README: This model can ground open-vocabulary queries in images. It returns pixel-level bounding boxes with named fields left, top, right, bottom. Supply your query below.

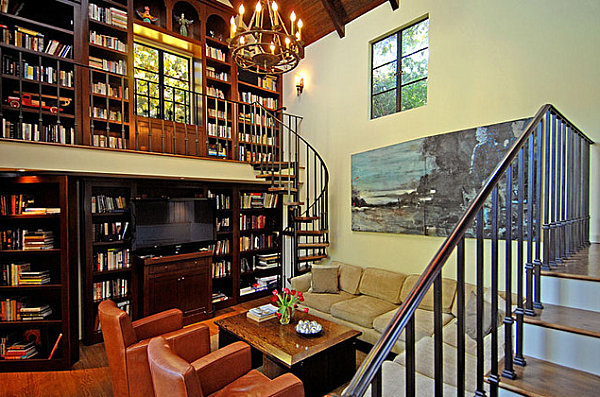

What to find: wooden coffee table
left=215, top=311, right=361, bottom=397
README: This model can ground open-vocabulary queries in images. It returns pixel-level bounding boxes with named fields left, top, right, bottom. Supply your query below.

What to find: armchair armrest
left=132, top=309, right=183, bottom=340
left=290, top=272, right=312, bottom=293
left=256, top=373, right=305, bottom=397
left=164, top=323, right=211, bottom=363
left=191, top=341, right=252, bottom=396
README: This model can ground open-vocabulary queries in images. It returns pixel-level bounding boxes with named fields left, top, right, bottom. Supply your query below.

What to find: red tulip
left=297, top=291, right=303, bottom=298
left=276, top=312, right=282, bottom=319
left=272, top=289, right=278, bottom=296
left=290, top=289, right=296, bottom=296
left=298, top=295, right=304, bottom=302
left=283, top=287, right=290, bottom=295
left=294, top=304, right=298, bottom=308
left=302, top=307, right=309, bottom=313
left=271, top=295, right=278, bottom=303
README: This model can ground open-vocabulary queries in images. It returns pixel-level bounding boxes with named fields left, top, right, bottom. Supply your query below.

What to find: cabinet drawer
left=147, top=259, right=207, bottom=275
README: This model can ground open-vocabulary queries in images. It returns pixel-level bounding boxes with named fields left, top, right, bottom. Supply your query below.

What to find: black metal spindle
left=542, top=111, right=553, bottom=269
left=525, top=134, right=535, bottom=316
left=195, top=123, right=199, bottom=156
left=456, top=237, right=466, bottom=396
left=120, top=75, right=126, bottom=148
left=533, top=121, right=543, bottom=310
left=489, top=187, right=499, bottom=397
left=475, top=208, right=486, bottom=397
left=551, top=116, right=559, bottom=264
left=160, top=118, right=165, bottom=153
left=37, top=55, right=43, bottom=141
left=560, top=119, right=567, bottom=260
left=433, top=273, right=443, bottom=397
left=371, top=368, right=382, bottom=397
left=406, top=316, right=416, bottom=397
left=555, top=118, right=563, bottom=262
left=172, top=120, right=177, bottom=154
left=502, top=165, right=516, bottom=379
left=514, top=148, right=526, bottom=367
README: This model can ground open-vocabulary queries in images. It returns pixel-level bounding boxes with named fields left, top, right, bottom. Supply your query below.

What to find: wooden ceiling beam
left=389, top=0, right=399, bottom=10
left=319, top=0, right=346, bottom=38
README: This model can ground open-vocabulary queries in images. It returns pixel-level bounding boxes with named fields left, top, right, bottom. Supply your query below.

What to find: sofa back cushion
left=359, top=268, right=406, bottom=304
left=332, top=261, right=363, bottom=295
left=311, top=265, right=339, bottom=293
left=399, top=275, right=457, bottom=314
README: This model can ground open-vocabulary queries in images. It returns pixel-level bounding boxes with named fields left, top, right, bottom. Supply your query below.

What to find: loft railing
left=336, top=104, right=591, bottom=397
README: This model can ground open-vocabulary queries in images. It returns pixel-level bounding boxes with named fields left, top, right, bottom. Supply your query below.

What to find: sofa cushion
left=358, top=268, right=406, bottom=304
left=302, top=291, right=355, bottom=314
left=331, top=296, right=398, bottom=329
left=312, top=265, right=339, bottom=293
left=465, top=291, right=505, bottom=340
left=333, top=261, right=363, bottom=295
left=373, top=308, right=453, bottom=342
left=290, top=272, right=312, bottom=293
left=399, top=275, right=457, bottom=313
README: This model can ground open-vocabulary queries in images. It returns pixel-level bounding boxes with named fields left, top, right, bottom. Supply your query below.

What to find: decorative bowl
left=295, top=320, right=322, bottom=336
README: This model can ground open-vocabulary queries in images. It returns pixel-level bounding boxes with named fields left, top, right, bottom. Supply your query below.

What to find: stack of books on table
left=4, top=341, right=38, bottom=360
left=18, top=270, right=51, bottom=285
left=23, top=230, right=54, bottom=250
left=256, top=253, right=279, bottom=270
left=246, top=303, right=278, bottom=322
left=20, top=304, right=52, bottom=320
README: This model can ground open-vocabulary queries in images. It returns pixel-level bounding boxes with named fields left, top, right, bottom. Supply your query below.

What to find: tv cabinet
left=139, top=251, right=212, bottom=325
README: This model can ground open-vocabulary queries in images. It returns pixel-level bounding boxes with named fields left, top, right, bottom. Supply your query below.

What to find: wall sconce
left=295, top=76, right=304, bottom=95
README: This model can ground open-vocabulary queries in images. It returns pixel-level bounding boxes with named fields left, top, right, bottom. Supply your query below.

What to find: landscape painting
left=351, top=118, right=531, bottom=237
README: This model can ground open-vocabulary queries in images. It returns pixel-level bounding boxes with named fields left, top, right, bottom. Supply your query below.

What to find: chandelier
left=228, top=1, right=304, bottom=75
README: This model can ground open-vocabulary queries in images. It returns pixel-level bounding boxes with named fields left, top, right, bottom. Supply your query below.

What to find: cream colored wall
left=283, top=0, right=600, bottom=275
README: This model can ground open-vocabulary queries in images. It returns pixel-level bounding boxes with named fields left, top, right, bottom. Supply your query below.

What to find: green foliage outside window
left=371, top=18, right=429, bottom=118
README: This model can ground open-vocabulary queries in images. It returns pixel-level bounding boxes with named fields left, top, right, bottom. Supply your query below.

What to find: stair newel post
left=405, top=315, right=416, bottom=397
left=456, top=237, right=466, bottom=396
left=542, top=111, right=553, bottom=269
left=524, top=133, right=536, bottom=316
left=433, top=273, right=443, bottom=397
left=514, top=148, right=527, bottom=367
left=475, top=208, right=487, bottom=397
left=533, top=121, right=543, bottom=310
left=502, top=165, right=517, bottom=379
left=579, top=134, right=586, bottom=248
left=565, top=125, right=572, bottom=255
left=489, top=186, right=500, bottom=397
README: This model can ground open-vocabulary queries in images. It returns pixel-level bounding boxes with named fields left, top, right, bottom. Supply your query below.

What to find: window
left=371, top=18, right=429, bottom=119
left=134, top=43, right=192, bottom=123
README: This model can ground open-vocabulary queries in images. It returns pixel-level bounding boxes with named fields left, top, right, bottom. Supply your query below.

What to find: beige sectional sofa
left=290, top=261, right=508, bottom=395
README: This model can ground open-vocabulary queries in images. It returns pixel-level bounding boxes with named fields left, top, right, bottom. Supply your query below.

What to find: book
left=48, top=333, right=62, bottom=359
left=246, top=303, right=278, bottom=322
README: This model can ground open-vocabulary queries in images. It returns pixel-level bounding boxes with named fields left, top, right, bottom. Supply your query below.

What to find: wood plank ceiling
left=228, top=0, right=397, bottom=45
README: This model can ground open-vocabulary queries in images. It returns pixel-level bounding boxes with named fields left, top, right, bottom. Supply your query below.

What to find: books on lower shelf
left=2, top=55, right=74, bottom=87
left=23, top=230, right=54, bottom=250
left=94, top=300, right=129, bottom=332
left=93, top=278, right=128, bottom=301
left=239, top=284, right=268, bottom=296
left=89, top=56, right=127, bottom=75
left=207, top=191, right=231, bottom=210
left=91, top=194, right=127, bottom=214
left=4, top=340, right=38, bottom=360
left=212, top=260, right=231, bottom=278
left=89, top=31, right=126, bottom=52
left=0, top=263, right=51, bottom=286
left=256, top=253, right=279, bottom=269
left=246, top=303, right=278, bottom=322
left=94, top=248, right=130, bottom=272
left=240, top=193, right=278, bottom=209
left=256, top=275, right=278, bottom=289
left=211, top=292, right=229, bottom=303
left=93, top=221, right=129, bottom=242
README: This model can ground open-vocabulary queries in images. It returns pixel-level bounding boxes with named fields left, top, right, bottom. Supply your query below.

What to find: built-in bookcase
left=80, top=178, right=137, bottom=345
left=0, top=175, right=78, bottom=371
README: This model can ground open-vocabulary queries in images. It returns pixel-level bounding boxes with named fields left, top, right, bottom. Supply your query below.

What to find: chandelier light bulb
left=240, top=36, right=245, bottom=45
left=256, top=1, right=262, bottom=12
left=290, top=11, right=296, bottom=21
left=285, top=36, right=290, bottom=48
left=270, top=42, right=275, bottom=54
left=272, top=1, right=278, bottom=12
left=239, top=4, right=245, bottom=15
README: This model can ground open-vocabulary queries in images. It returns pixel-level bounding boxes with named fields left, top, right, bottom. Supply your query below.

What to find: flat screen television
left=131, top=197, right=215, bottom=253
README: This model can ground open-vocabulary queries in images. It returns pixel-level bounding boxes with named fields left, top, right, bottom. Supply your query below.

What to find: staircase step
left=542, top=243, right=600, bottom=282
left=284, top=202, right=304, bottom=206
left=268, top=187, right=298, bottom=192
left=256, top=174, right=297, bottom=179
left=294, top=216, right=320, bottom=222
left=297, top=242, right=330, bottom=249
left=524, top=303, right=600, bottom=339
left=252, top=161, right=294, bottom=170
left=298, top=254, right=328, bottom=262
left=495, top=355, right=600, bottom=397
left=296, top=230, right=328, bottom=235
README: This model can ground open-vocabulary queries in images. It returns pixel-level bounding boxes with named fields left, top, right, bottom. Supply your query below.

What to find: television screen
left=132, top=198, right=215, bottom=251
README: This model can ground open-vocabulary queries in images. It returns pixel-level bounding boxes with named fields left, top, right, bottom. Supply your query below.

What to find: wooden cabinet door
left=178, top=271, right=207, bottom=316
left=149, top=273, right=180, bottom=313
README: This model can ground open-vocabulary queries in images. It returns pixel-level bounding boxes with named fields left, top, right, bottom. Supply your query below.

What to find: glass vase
left=279, top=306, right=292, bottom=325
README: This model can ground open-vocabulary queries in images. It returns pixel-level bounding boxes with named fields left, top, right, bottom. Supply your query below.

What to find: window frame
left=133, top=42, right=193, bottom=124
left=370, top=17, right=429, bottom=119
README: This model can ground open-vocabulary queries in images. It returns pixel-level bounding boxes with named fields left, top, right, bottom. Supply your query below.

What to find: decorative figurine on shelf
left=174, top=13, right=193, bottom=37
left=136, top=6, right=158, bottom=24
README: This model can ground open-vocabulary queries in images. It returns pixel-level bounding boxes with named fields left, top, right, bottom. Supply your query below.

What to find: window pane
left=164, top=76, right=189, bottom=90
left=372, top=35, right=397, bottom=68
left=134, top=69, right=159, bottom=83
left=149, top=99, right=160, bottom=118
left=134, top=44, right=159, bottom=72
left=136, top=96, right=148, bottom=116
left=401, top=48, right=429, bottom=85
left=174, top=104, right=188, bottom=122
left=372, top=62, right=397, bottom=95
left=163, top=52, right=189, bottom=81
left=402, top=19, right=429, bottom=55
left=372, top=90, right=396, bottom=118
left=401, top=80, right=427, bottom=111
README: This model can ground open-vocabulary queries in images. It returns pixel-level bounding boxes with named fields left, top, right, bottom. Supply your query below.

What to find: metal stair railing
left=334, top=104, right=592, bottom=397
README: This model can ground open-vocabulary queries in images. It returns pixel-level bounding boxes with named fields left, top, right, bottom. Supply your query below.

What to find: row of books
left=91, top=81, right=129, bottom=99
left=238, top=131, right=276, bottom=146
left=239, top=92, right=277, bottom=109
left=240, top=214, right=269, bottom=231
left=0, top=229, right=54, bottom=250
left=206, top=86, right=225, bottom=99
left=238, top=113, right=275, bottom=128
left=91, top=194, right=127, bottom=214
left=208, top=191, right=231, bottom=210
left=213, top=239, right=230, bottom=256
left=212, top=260, right=231, bottom=278
left=0, top=194, right=33, bottom=216
left=20, top=304, right=52, bottom=321
left=206, top=45, right=226, bottom=61
left=2, top=119, right=75, bottom=145
left=2, top=56, right=74, bottom=87
left=92, top=134, right=127, bottom=149
left=239, top=284, right=268, bottom=296
left=240, top=233, right=276, bottom=252
left=1, top=298, right=52, bottom=321
left=207, top=123, right=231, bottom=139
left=257, top=76, right=277, bottom=91
left=88, top=4, right=128, bottom=29
left=93, top=221, right=129, bottom=242
left=206, top=67, right=228, bottom=81
left=0, top=263, right=50, bottom=286
left=3, top=340, right=38, bottom=360
left=89, top=30, right=126, bottom=52
left=94, top=248, right=130, bottom=272
left=207, top=108, right=228, bottom=120
left=90, top=107, right=124, bottom=122
left=89, top=56, right=127, bottom=75
left=256, top=253, right=280, bottom=269
left=241, top=150, right=274, bottom=163
left=211, top=292, right=229, bottom=303
left=207, top=142, right=228, bottom=158
left=93, top=278, right=128, bottom=302
left=215, top=216, right=230, bottom=232
left=240, top=193, right=279, bottom=209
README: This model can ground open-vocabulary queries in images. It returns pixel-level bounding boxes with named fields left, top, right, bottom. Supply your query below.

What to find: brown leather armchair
left=148, top=336, right=305, bottom=397
left=98, top=299, right=210, bottom=397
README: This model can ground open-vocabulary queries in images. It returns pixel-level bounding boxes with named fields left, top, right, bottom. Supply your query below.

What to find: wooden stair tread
left=284, top=202, right=304, bottom=206
left=294, top=216, right=320, bottom=221
left=296, top=230, right=328, bottom=235
left=268, top=187, right=298, bottom=192
left=495, top=355, right=600, bottom=397
left=298, top=254, right=328, bottom=261
left=297, top=243, right=330, bottom=248
left=524, top=303, right=600, bottom=338
left=542, top=244, right=600, bottom=282
left=256, top=174, right=296, bottom=179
